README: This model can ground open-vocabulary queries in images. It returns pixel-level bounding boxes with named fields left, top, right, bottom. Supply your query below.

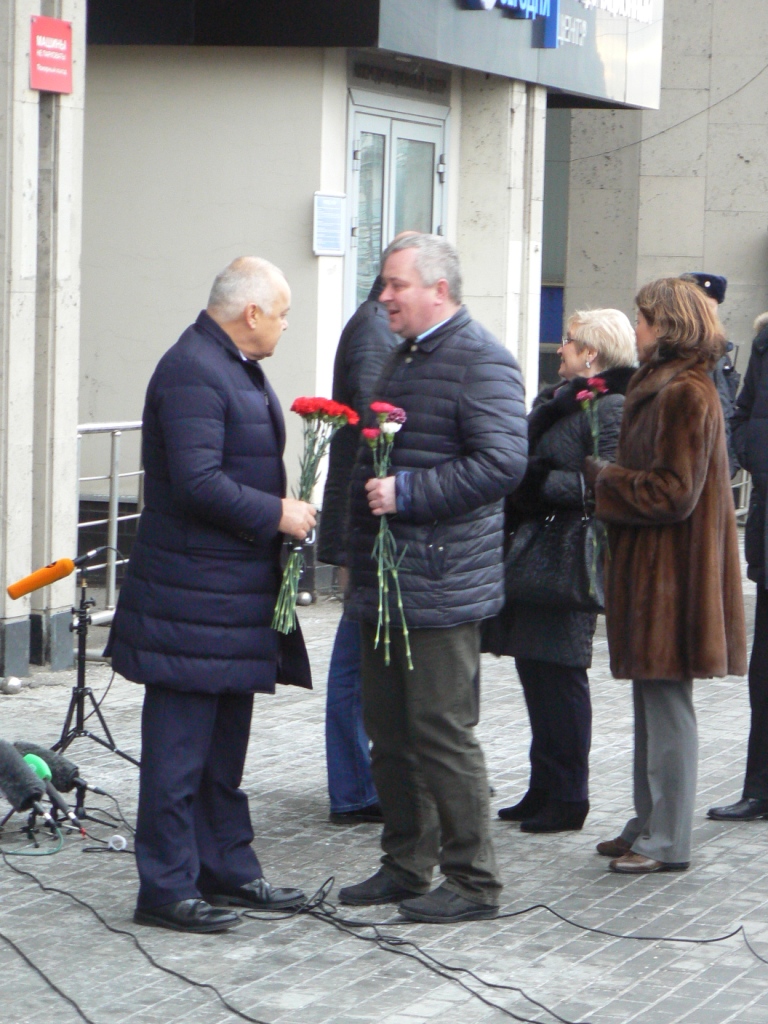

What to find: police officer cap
left=684, top=272, right=727, bottom=304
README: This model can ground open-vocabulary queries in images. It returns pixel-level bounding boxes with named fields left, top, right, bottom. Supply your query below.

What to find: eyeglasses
left=561, top=335, right=578, bottom=346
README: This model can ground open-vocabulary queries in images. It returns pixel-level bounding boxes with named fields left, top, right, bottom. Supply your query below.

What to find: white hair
left=207, top=257, right=287, bottom=320
left=567, top=308, right=637, bottom=369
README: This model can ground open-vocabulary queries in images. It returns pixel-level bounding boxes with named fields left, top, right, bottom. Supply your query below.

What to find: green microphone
left=22, top=754, right=51, bottom=782
left=23, top=753, right=84, bottom=833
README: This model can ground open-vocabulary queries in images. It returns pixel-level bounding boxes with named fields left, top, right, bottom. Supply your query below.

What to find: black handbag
left=503, top=508, right=606, bottom=612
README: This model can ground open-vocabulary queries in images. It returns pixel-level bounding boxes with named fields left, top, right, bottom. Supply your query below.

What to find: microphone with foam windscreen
left=21, top=754, right=84, bottom=834
left=0, top=741, right=54, bottom=826
left=6, top=546, right=108, bottom=600
left=13, top=743, right=108, bottom=797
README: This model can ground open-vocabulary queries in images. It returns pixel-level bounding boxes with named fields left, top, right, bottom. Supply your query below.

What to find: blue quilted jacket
left=346, top=307, right=528, bottom=628
left=107, top=311, right=311, bottom=694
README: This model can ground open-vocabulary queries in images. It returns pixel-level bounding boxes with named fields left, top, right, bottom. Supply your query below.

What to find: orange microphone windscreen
left=7, top=558, right=76, bottom=600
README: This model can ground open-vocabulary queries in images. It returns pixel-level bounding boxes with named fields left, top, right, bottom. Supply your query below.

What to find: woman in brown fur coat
left=586, top=277, right=747, bottom=874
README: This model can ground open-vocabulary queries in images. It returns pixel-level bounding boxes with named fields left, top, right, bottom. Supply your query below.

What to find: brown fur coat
left=594, top=357, right=747, bottom=682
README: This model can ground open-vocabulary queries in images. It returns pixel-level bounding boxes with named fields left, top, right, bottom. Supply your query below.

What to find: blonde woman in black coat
left=484, top=309, right=636, bottom=833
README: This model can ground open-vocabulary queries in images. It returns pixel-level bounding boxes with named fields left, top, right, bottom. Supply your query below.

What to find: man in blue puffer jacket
left=108, top=257, right=316, bottom=933
left=339, top=235, right=528, bottom=922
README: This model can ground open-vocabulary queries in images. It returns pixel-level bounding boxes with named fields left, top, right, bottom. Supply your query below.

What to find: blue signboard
left=462, top=0, right=561, bottom=48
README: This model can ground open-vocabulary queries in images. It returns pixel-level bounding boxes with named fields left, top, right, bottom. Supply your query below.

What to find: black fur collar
left=528, top=365, right=636, bottom=450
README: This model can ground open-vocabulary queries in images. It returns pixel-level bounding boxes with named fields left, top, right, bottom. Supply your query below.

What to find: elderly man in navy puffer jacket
left=339, top=235, right=528, bottom=922
left=108, top=257, right=316, bottom=934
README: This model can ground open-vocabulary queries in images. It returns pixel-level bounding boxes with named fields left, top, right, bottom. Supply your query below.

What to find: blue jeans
left=325, top=615, right=378, bottom=813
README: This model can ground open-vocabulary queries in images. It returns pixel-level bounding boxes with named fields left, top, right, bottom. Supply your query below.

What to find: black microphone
left=0, top=741, right=54, bottom=825
left=42, top=781, right=84, bottom=834
left=13, top=742, right=107, bottom=796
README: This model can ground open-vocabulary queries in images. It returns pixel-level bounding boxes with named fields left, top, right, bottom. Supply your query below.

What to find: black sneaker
left=398, top=884, right=498, bottom=923
left=339, top=868, right=423, bottom=906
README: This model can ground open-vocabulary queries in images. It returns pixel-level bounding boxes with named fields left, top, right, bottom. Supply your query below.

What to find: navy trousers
left=743, top=587, right=768, bottom=799
left=135, top=685, right=262, bottom=910
left=516, top=657, right=592, bottom=803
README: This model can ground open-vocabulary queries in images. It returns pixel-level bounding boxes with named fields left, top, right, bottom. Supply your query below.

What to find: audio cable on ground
left=4, top=855, right=768, bottom=1024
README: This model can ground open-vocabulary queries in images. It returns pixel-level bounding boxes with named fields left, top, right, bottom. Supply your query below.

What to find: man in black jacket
left=318, top=277, right=397, bottom=824
left=709, top=312, right=768, bottom=822
left=339, top=234, right=528, bottom=922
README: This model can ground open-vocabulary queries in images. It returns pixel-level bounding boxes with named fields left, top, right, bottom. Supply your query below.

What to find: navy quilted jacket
left=732, top=316, right=768, bottom=587
left=346, top=307, right=528, bottom=628
left=107, top=311, right=311, bottom=694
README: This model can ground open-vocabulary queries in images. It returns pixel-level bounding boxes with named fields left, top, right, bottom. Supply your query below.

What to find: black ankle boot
left=497, top=787, right=548, bottom=822
left=520, top=798, right=589, bottom=833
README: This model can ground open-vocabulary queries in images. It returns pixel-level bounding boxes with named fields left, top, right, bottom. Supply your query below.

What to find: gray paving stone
left=0, top=560, right=763, bottom=1024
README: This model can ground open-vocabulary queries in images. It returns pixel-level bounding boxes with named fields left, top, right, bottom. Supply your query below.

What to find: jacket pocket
left=426, top=523, right=447, bottom=579
left=185, top=521, right=258, bottom=557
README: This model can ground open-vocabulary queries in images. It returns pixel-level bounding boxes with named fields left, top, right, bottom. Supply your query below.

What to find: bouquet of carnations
left=363, top=401, right=413, bottom=670
left=576, top=376, right=609, bottom=456
left=272, top=397, right=359, bottom=634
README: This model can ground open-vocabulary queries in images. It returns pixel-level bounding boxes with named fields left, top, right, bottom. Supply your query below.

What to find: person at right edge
left=708, top=311, right=768, bottom=822
left=586, top=277, right=747, bottom=874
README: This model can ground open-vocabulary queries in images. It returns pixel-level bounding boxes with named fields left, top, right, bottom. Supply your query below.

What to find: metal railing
left=733, top=468, right=752, bottom=524
left=77, top=421, right=143, bottom=626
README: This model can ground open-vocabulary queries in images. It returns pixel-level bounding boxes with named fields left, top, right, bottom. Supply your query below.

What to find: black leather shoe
left=497, top=788, right=547, bottom=822
left=707, top=797, right=768, bottom=821
left=202, top=878, right=306, bottom=911
left=520, top=799, right=589, bottom=833
left=398, top=884, right=498, bottom=923
left=339, top=868, right=423, bottom=906
left=329, top=803, right=384, bottom=825
left=133, top=899, right=239, bottom=933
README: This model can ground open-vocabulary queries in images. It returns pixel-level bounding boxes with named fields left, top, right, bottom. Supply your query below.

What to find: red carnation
left=370, top=401, right=397, bottom=415
left=291, top=396, right=322, bottom=417
left=586, top=377, right=609, bottom=394
left=362, top=427, right=380, bottom=442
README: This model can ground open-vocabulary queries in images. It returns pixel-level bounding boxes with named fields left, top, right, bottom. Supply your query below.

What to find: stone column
left=0, top=1, right=41, bottom=676
left=30, top=0, right=85, bottom=669
left=457, top=72, right=547, bottom=406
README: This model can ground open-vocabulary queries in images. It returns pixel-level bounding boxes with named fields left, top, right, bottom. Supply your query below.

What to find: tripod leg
left=52, top=690, right=80, bottom=752
left=82, top=729, right=141, bottom=768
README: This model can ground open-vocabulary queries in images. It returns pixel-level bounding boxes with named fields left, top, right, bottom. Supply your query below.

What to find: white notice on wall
left=313, top=193, right=346, bottom=256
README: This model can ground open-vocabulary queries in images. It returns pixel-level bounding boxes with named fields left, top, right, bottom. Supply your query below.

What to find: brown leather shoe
left=609, top=852, right=689, bottom=874
left=596, top=836, right=631, bottom=857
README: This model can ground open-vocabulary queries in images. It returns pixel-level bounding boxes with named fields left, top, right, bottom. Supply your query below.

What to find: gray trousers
left=360, top=621, right=502, bottom=905
left=621, top=679, right=697, bottom=865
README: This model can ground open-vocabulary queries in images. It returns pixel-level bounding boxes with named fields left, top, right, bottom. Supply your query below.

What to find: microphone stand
left=52, top=566, right=139, bottom=820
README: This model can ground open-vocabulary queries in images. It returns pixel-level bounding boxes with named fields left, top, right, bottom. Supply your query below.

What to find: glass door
left=392, top=120, right=441, bottom=237
left=348, top=110, right=445, bottom=315
left=352, top=114, right=390, bottom=309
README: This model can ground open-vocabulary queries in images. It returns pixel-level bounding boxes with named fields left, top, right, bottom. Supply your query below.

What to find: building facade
left=0, top=0, right=664, bottom=673
left=560, top=0, right=768, bottom=372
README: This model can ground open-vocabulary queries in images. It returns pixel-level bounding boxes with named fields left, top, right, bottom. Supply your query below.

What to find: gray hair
left=207, top=256, right=287, bottom=320
left=381, top=234, right=463, bottom=303
left=567, top=308, right=637, bottom=370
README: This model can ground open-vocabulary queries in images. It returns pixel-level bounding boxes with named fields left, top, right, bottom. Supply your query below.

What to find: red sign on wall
left=30, top=16, right=73, bottom=94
